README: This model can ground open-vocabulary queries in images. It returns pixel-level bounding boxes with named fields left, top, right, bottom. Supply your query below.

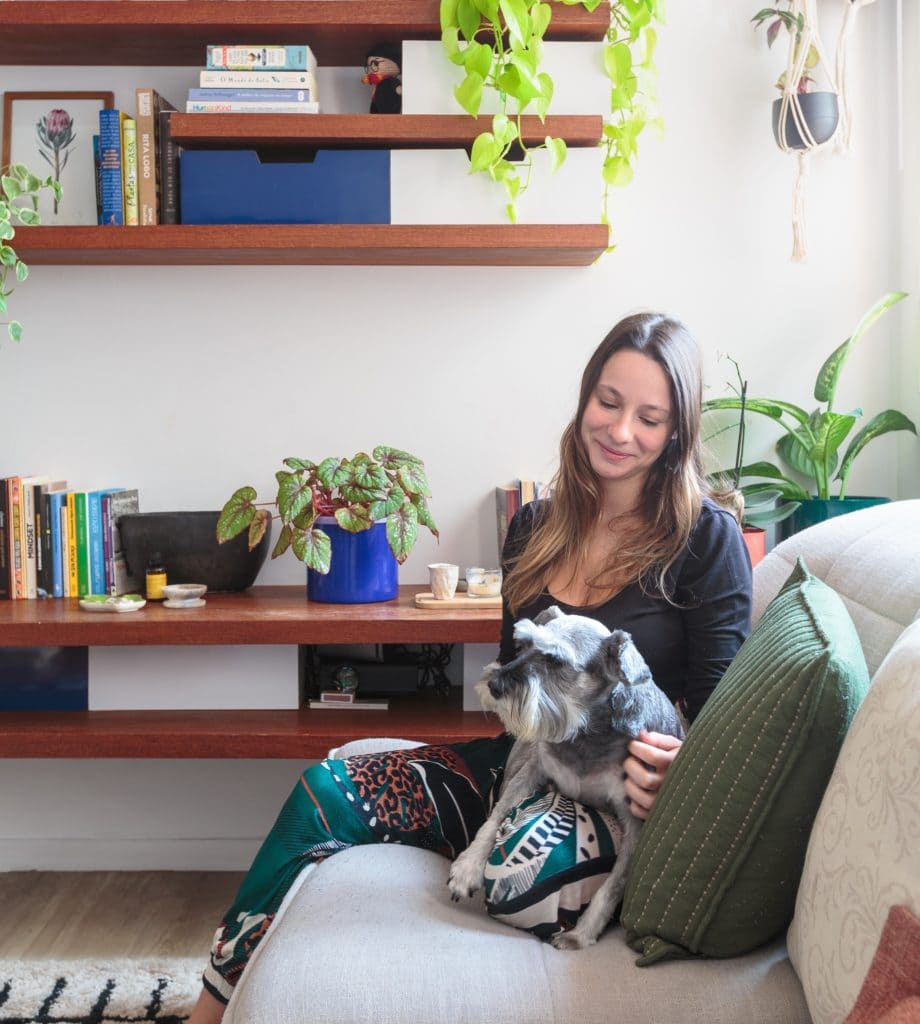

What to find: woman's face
left=579, top=348, right=675, bottom=501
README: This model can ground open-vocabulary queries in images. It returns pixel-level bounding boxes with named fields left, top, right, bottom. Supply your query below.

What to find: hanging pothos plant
left=440, top=0, right=663, bottom=239
left=0, top=164, right=61, bottom=344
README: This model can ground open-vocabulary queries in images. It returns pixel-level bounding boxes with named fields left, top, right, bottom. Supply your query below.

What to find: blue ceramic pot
left=778, top=496, right=890, bottom=541
left=306, top=518, right=398, bottom=604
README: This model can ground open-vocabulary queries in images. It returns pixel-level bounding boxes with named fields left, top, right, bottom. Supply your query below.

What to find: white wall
left=1, top=1, right=916, bottom=870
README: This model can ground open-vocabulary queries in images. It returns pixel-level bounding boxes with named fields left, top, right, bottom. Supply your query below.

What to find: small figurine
left=330, top=664, right=360, bottom=695
left=362, top=43, right=402, bottom=114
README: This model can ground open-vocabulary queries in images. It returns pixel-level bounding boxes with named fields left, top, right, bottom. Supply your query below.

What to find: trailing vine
left=440, top=0, right=663, bottom=239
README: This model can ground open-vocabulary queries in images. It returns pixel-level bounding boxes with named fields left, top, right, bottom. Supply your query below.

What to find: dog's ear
left=602, top=630, right=653, bottom=687
left=533, top=605, right=564, bottom=626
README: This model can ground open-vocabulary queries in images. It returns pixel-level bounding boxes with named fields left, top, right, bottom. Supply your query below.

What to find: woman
left=189, top=312, right=752, bottom=1023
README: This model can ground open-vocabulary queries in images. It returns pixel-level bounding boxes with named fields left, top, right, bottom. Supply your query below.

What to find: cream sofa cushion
left=786, top=618, right=920, bottom=1024
left=752, top=500, right=920, bottom=676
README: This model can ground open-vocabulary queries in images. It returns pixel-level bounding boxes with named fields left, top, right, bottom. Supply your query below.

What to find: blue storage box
left=180, top=149, right=391, bottom=225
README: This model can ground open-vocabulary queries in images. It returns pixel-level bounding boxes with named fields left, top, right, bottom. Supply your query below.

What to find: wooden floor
left=0, top=871, right=245, bottom=960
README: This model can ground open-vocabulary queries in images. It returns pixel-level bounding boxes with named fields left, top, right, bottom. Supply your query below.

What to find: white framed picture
left=2, top=90, right=114, bottom=226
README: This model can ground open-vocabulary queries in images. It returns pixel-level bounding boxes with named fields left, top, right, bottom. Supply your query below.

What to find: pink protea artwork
left=36, top=108, right=75, bottom=213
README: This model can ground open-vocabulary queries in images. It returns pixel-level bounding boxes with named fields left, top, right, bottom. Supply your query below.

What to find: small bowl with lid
left=465, top=567, right=502, bottom=598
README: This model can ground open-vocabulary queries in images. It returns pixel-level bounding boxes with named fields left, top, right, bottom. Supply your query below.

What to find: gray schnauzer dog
left=447, top=605, right=685, bottom=950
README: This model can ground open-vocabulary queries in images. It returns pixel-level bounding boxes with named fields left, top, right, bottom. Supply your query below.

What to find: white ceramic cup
left=428, top=563, right=460, bottom=600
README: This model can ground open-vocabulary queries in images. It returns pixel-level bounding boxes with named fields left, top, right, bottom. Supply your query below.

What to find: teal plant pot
left=306, top=518, right=398, bottom=604
left=779, top=496, right=891, bottom=541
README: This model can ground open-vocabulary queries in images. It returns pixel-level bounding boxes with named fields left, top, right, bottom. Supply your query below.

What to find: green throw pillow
left=620, top=558, right=869, bottom=965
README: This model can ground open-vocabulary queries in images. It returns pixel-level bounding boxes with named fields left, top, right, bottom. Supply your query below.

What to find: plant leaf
left=454, top=71, right=484, bottom=116
left=248, top=508, right=271, bottom=550
left=216, top=487, right=257, bottom=542
left=836, top=409, right=918, bottom=486
left=499, top=0, right=530, bottom=49
left=546, top=135, right=566, bottom=173
left=315, top=457, right=342, bottom=492
left=8, top=320, right=22, bottom=342
left=398, top=462, right=431, bottom=496
left=272, top=522, right=292, bottom=559
left=335, top=504, right=374, bottom=532
left=411, top=494, right=440, bottom=538
left=457, top=0, right=482, bottom=40
left=386, top=502, right=420, bottom=563
left=292, top=527, right=332, bottom=574
left=276, top=470, right=314, bottom=523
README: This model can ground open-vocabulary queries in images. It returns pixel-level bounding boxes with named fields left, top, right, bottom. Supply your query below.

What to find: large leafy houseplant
left=441, top=0, right=662, bottom=234
left=702, top=291, right=916, bottom=506
left=216, top=447, right=438, bottom=575
left=1, top=164, right=62, bottom=343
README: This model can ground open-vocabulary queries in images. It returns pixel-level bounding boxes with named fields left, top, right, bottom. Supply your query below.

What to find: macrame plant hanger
left=774, top=0, right=839, bottom=262
left=834, top=0, right=881, bottom=154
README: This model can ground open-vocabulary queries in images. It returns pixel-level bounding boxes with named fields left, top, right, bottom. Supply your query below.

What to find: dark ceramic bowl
left=119, top=511, right=270, bottom=592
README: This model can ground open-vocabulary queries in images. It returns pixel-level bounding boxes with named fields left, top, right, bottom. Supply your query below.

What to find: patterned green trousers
left=204, top=734, right=621, bottom=1004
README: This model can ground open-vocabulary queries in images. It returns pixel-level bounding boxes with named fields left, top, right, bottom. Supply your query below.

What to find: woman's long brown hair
left=503, top=312, right=707, bottom=613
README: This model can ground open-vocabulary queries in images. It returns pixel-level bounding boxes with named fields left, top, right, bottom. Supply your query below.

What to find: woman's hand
left=623, top=730, right=683, bottom=820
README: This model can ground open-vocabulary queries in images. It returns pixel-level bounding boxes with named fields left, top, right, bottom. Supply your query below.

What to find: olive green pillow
left=620, top=558, right=869, bottom=965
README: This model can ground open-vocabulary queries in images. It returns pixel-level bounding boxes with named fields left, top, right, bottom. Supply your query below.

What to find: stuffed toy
left=362, top=43, right=402, bottom=114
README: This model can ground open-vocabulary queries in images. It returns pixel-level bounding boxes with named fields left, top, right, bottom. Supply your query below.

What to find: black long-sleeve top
left=499, top=498, right=753, bottom=723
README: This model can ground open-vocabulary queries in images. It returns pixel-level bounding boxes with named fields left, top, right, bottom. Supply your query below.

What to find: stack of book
left=95, top=87, right=179, bottom=226
left=495, top=479, right=550, bottom=553
left=186, top=44, right=320, bottom=114
left=0, top=478, right=140, bottom=599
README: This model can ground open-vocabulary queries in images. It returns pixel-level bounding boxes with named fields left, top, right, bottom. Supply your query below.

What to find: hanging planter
left=771, top=90, right=838, bottom=149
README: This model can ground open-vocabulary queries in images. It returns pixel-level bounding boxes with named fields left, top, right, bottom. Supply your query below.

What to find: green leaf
left=777, top=428, right=822, bottom=481
left=0, top=246, right=16, bottom=268
left=491, top=113, right=518, bottom=148
left=814, top=291, right=908, bottom=405
left=17, top=208, right=39, bottom=226
left=373, top=445, right=424, bottom=467
left=454, top=71, right=485, bottom=116
left=470, top=131, right=501, bottom=172
left=442, top=26, right=463, bottom=63
left=283, top=457, right=316, bottom=473
left=386, top=502, right=420, bottom=563
left=276, top=470, right=314, bottom=523
left=457, top=0, right=482, bottom=40
left=741, top=477, right=810, bottom=502
left=546, top=135, right=567, bottom=172
left=15, top=260, right=28, bottom=283
left=472, top=0, right=499, bottom=22
left=744, top=500, right=801, bottom=528
left=8, top=320, right=22, bottom=342
left=531, top=2, right=552, bottom=39
left=702, top=395, right=811, bottom=426
left=216, top=487, right=257, bottom=542
left=272, top=523, right=293, bottom=559
left=292, top=527, right=332, bottom=574
left=411, top=494, right=440, bottom=537
left=836, top=409, right=918, bottom=489
left=499, top=0, right=530, bottom=48
left=1, top=176, right=21, bottom=201
left=604, top=41, right=633, bottom=87
left=315, top=457, right=342, bottom=491
left=398, top=462, right=431, bottom=496
left=602, top=155, right=633, bottom=187
left=335, top=504, right=374, bottom=533
left=440, top=0, right=460, bottom=31
left=248, top=508, right=271, bottom=550
left=463, top=39, right=494, bottom=79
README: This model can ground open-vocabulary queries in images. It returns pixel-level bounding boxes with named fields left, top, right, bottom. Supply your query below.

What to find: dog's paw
left=551, top=928, right=598, bottom=951
left=447, top=851, right=485, bottom=902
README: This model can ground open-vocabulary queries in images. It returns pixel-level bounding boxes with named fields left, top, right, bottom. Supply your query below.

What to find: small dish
left=79, top=595, right=147, bottom=613
left=163, top=597, right=207, bottom=609
left=465, top=567, right=503, bottom=598
left=162, top=583, right=208, bottom=602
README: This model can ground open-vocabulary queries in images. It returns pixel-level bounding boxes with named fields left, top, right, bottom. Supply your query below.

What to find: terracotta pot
left=743, top=526, right=767, bottom=568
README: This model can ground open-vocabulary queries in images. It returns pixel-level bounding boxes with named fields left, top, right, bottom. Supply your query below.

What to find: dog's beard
left=477, top=671, right=589, bottom=744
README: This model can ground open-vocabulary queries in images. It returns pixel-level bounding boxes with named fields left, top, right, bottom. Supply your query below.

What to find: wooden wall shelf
left=13, top=225, right=609, bottom=267
left=170, top=114, right=604, bottom=152
left=0, top=586, right=503, bottom=758
left=0, top=1, right=609, bottom=67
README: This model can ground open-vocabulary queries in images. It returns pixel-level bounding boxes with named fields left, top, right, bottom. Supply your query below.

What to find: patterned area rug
left=0, top=959, right=200, bottom=1024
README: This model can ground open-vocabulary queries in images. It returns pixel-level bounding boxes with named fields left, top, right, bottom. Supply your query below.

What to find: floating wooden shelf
left=0, top=585, right=502, bottom=647
left=13, top=224, right=609, bottom=267
left=0, top=691, right=504, bottom=759
left=0, top=1, right=609, bottom=67
left=170, top=113, right=604, bottom=152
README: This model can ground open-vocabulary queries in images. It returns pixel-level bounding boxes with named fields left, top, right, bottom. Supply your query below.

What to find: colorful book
left=20, top=475, right=49, bottom=599
left=122, top=116, right=139, bottom=225
left=205, top=44, right=316, bottom=72
left=88, top=488, right=121, bottom=594
left=0, top=480, right=9, bottom=600
left=200, top=69, right=318, bottom=88
left=495, top=482, right=522, bottom=556
left=135, top=87, right=177, bottom=226
left=73, top=491, right=92, bottom=597
left=37, top=480, right=67, bottom=597
left=102, top=488, right=140, bottom=595
left=187, top=87, right=316, bottom=102
left=98, top=108, right=126, bottom=225
left=92, top=134, right=103, bottom=224
left=9, top=478, right=23, bottom=599
left=66, top=492, right=79, bottom=598
left=48, top=489, right=67, bottom=598
left=185, top=99, right=320, bottom=113
left=157, top=109, right=180, bottom=225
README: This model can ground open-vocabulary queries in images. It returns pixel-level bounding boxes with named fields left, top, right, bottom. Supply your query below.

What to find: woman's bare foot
left=187, top=987, right=226, bottom=1024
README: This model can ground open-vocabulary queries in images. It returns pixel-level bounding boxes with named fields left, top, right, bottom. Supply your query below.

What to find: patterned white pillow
left=787, top=619, right=920, bottom=1024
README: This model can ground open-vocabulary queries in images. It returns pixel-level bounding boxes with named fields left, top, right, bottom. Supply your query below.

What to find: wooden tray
left=414, top=591, right=502, bottom=609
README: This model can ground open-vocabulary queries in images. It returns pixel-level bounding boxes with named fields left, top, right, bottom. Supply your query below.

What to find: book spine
left=88, top=491, right=107, bottom=594
left=205, top=44, right=315, bottom=71
left=0, top=481, right=8, bottom=600
left=23, top=482, right=38, bottom=599
left=10, top=478, right=24, bottom=599
left=37, top=487, right=51, bottom=597
left=135, top=88, right=158, bottom=226
left=187, top=87, right=315, bottom=102
left=98, top=108, right=124, bottom=226
left=184, top=100, right=320, bottom=113
left=109, top=489, right=140, bottom=595
left=157, top=109, right=180, bottom=225
left=74, top=492, right=91, bottom=598
left=122, top=116, right=139, bottom=225
left=92, top=134, right=103, bottom=224
left=49, top=491, right=65, bottom=598
left=63, top=497, right=75, bottom=598
left=199, top=69, right=317, bottom=88
left=102, top=493, right=115, bottom=594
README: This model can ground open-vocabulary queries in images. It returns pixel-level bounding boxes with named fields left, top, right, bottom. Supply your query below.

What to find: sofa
left=223, top=500, right=920, bottom=1024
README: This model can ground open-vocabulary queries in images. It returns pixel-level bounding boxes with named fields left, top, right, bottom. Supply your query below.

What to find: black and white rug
left=0, top=959, right=199, bottom=1024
